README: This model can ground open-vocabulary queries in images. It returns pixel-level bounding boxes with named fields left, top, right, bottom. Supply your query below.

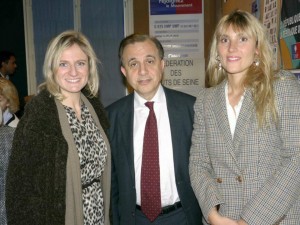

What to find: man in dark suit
left=106, top=34, right=202, bottom=225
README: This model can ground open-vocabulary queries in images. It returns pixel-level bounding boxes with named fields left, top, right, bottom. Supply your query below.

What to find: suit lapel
left=164, top=88, right=181, bottom=174
left=119, top=95, right=136, bottom=182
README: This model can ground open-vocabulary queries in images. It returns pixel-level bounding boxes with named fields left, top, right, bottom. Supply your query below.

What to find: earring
left=218, top=62, right=222, bottom=70
left=216, top=55, right=222, bottom=70
left=254, top=56, right=260, bottom=66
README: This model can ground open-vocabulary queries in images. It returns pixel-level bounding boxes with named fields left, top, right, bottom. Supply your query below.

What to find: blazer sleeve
left=241, top=72, right=300, bottom=224
left=189, top=87, right=224, bottom=222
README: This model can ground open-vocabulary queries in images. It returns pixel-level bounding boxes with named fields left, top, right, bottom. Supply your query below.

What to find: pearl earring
left=216, top=55, right=222, bottom=70
left=254, top=56, right=260, bottom=66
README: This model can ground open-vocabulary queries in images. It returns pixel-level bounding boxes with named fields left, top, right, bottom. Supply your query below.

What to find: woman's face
left=217, top=25, right=258, bottom=79
left=0, top=94, right=9, bottom=112
left=55, top=44, right=89, bottom=99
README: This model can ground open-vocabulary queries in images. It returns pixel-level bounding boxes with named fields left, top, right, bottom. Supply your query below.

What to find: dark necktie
left=141, top=101, right=161, bottom=221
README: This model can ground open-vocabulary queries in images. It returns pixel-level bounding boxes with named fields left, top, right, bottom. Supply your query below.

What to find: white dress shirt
left=134, top=85, right=180, bottom=207
left=3, top=108, right=19, bottom=128
left=225, top=82, right=245, bottom=137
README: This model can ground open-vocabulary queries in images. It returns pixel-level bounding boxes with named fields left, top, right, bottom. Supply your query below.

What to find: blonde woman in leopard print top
left=6, top=30, right=111, bottom=225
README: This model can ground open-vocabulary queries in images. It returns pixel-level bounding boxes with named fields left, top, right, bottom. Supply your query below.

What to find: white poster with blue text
left=149, top=0, right=205, bottom=96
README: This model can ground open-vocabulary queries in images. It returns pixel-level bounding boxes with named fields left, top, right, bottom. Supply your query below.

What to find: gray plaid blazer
left=189, top=70, right=300, bottom=225
left=0, top=126, right=15, bottom=225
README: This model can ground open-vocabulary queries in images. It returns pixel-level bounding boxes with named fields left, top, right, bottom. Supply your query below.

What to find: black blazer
left=106, top=86, right=203, bottom=225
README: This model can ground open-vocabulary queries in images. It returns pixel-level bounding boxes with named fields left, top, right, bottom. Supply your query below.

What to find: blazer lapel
left=212, top=83, right=255, bottom=171
left=213, top=81, right=236, bottom=161
left=233, top=89, right=255, bottom=149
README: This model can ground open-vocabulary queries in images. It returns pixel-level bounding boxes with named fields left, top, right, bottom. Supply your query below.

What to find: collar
left=0, top=71, right=5, bottom=78
left=3, top=108, right=13, bottom=123
left=134, top=84, right=165, bottom=108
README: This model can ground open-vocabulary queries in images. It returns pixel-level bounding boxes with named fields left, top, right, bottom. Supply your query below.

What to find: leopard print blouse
left=64, top=103, right=107, bottom=225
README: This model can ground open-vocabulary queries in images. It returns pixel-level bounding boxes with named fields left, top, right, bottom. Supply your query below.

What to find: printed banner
left=263, top=0, right=279, bottom=68
left=279, top=0, right=300, bottom=69
left=149, top=0, right=205, bottom=97
left=150, top=0, right=202, bottom=15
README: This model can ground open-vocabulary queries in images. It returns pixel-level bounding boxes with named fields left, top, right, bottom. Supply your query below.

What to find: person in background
left=0, top=51, right=17, bottom=80
left=6, top=30, right=111, bottom=225
left=189, top=10, right=300, bottom=225
left=0, top=78, right=20, bottom=127
left=106, top=34, right=202, bottom=225
left=0, top=108, right=16, bottom=225
left=0, top=51, right=25, bottom=118
left=0, top=107, right=2, bottom=125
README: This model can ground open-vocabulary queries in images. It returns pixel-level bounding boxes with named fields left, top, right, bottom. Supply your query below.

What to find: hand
left=211, top=217, right=239, bottom=225
left=208, top=208, right=239, bottom=225
left=237, top=219, right=248, bottom=225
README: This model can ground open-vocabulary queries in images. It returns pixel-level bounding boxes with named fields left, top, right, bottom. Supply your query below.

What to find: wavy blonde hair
left=207, top=10, right=277, bottom=127
left=0, top=78, right=20, bottom=113
left=39, top=30, right=100, bottom=101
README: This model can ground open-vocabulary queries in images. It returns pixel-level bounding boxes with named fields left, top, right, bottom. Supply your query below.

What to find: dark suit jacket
left=106, top=86, right=202, bottom=225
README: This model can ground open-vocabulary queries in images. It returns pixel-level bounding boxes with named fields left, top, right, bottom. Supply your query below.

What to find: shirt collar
left=134, top=84, right=165, bottom=108
left=3, top=108, right=13, bottom=124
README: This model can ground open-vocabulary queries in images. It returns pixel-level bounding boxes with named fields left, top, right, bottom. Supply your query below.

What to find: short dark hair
left=0, top=51, right=15, bottom=68
left=118, top=34, right=164, bottom=66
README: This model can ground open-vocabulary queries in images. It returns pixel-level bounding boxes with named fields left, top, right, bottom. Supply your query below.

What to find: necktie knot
left=145, top=101, right=154, bottom=111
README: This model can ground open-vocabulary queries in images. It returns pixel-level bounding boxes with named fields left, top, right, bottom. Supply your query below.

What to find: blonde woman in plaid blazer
left=189, top=10, right=300, bottom=225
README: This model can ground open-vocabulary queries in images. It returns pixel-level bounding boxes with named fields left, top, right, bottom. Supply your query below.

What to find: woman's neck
left=62, top=94, right=82, bottom=120
left=227, top=79, right=245, bottom=108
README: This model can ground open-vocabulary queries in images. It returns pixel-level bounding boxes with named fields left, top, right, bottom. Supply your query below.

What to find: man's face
left=3, top=56, right=17, bottom=75
left=121, top=40, right=164, bottom=100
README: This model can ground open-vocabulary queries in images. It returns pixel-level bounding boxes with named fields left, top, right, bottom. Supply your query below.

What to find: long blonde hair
left=207, top=10, right=277, bottom=127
